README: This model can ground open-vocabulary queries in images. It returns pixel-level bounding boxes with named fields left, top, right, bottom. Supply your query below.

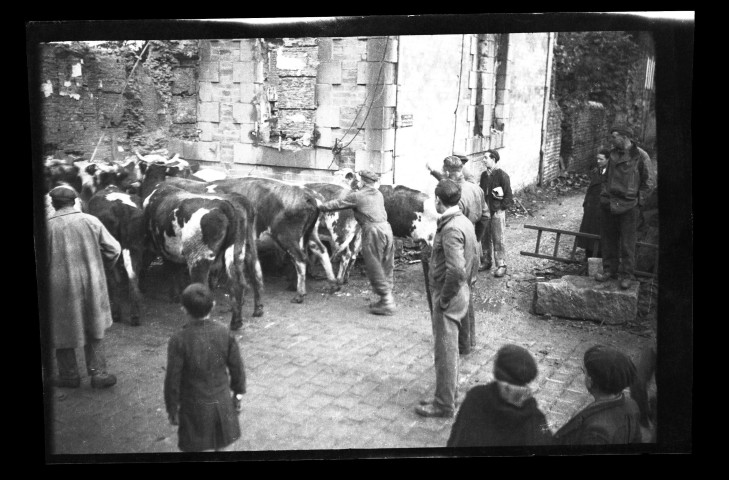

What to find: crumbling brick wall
left=567, top=101, right=607, bottom=173
left=38, top=41, right=199, bottom=161
left=541, top=98, right=563, bottom=183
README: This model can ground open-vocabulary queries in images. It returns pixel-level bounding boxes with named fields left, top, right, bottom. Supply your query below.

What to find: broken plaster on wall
left=72, top=62, right=83, bottom=78
left=42, top=80, right=53, bottom=97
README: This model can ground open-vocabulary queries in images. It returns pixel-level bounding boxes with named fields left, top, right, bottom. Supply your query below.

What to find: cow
left=43, top=157, right=90, bottom=216
left=203, top=177, right=340, bottom=304
left=86, top=183, right=146, bottom=326
left=140, top=162, right=264, bottom=329
left=305, top=183, right=362, bottom=285
left=378, top=184, right=439, bottom=246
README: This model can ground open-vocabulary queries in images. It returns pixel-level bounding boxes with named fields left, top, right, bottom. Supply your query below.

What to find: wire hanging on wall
left=328, top=36, right=392, bottom=171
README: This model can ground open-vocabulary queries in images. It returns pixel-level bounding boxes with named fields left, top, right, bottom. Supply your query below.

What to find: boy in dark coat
left=576, top=149, right=610, bottom=258
left=164, top=283, right=246, bottom=452
left=447, top=344, right=552, bottom=447
left=554, top=344, right=642, bottom=445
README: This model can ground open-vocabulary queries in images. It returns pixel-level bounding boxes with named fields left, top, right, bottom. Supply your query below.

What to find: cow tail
left=304, top=196, right=327, bottom=255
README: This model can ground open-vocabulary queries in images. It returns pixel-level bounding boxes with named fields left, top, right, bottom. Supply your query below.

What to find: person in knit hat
left=554, top=344, right=643, bottom=445
left=446, top=344, right=552, bottom=447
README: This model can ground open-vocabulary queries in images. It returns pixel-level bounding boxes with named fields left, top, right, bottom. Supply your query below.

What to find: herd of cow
left=42, top=153, right=440, bottom=331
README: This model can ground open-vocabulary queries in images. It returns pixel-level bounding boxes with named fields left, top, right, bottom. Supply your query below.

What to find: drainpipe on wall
left=538, top=32, right=556, bottom=187
left=392, top=35, right=400, bottom=185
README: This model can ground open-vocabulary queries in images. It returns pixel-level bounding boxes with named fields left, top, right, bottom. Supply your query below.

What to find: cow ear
left=139, top=161, right=148, bottom=174
left=85, top=164, right=98, bottom=175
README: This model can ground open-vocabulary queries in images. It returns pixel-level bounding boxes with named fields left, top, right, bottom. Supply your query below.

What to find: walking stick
left=421, top=243, right=433, bottom=314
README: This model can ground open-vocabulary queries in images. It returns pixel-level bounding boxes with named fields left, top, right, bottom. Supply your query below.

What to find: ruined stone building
left=38, top=35, right=563, bottom=193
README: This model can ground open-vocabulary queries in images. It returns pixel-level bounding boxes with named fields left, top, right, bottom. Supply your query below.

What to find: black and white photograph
left=29, top=13, right=693, bottom=462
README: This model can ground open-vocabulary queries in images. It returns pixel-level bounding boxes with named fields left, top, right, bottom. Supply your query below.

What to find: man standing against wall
left=46, top=185, right=122, bottom=389
left=416, top=179, right=480, bottom=418
left=479, top=149, right=513, bottom=277
left=319, top=170, right=396, bottom=315
left=595, top=125, right=652, bottom=289
left=428, top=156, right=488, bottom=355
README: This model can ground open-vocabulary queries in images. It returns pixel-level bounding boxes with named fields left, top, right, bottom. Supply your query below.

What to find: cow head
left=85, top=158, right=142, bottom=193
left=44, top=157, right=83, bottom=194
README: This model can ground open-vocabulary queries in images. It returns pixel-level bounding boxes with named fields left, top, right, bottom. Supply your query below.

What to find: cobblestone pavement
left=44, top=192, right=655, bottom=458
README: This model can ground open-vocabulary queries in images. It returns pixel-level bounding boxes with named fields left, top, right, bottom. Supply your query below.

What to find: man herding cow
left=45, top=185, right=121, bottom=389
left=318, top=170, right=396, bottom=316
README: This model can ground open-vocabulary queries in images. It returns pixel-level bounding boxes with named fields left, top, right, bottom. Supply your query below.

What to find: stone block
left=365, top=128, right=395, bottom=151
left=198, top=122, right=215, bottom=142
left=240, top=39, right=256, bottom=61
left=364, top=107, right=395, bottom=130
left=318, top=38, right=333, bottom=62
left=315, top=127, right=334, bottom=148
left=315, top=106, right=340, bottom=128
left=233, top=143, right=259, bottom=164
left=355, top=150, right=394, bottom=176
left=468, top=71, right=478, bottom=89
left=587, top=257, right=604, bottom=277
left=315, top=84, right=332, bottom=107
left=199, top=82, right=214, bottom=102
left=366, top=37, right=398, bottom=63
left=198, top=102, right=220, bottom=122
left=233, top=61, right=259, bottom=83
left=365, top=62, right=396, bottom=85
left=317, top=61, right=342, bottom=84
left=199, top=62, right=219, bottom=83
left=232, top=103, right=257, bottom=123
left=240, top=82, right=258, bottom=103
left=239, top=123, right=257, bottom=144
left=184, top=141, right=220, bottom=163
left=533, top=275, right=638, bottom=325
left=370, top=84, right=397, bottom=108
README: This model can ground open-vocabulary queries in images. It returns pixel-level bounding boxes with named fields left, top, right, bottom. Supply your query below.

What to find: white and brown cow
left=305, top=182, right=363, bottom=285
left=87, top=184, right=146, bottom=326
left=378, top=184, right=439, bottom=246
left=140, top=162, right=264, bottom=329
left=204, top=177, right=340, bottom=304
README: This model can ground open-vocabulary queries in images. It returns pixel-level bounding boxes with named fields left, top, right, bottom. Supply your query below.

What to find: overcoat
left=447, top=382, right=552, bottom=447
left=554, top=394, right=642, bottom=445
left=164, top=319, right=246, bottom=452
left=576, top=167, right=606, bottom=250
left=47, top=207, right=121, bottom=349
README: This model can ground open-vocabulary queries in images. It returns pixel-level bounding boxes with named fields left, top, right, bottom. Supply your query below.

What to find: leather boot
left=370, top=293, right=395, bottom=316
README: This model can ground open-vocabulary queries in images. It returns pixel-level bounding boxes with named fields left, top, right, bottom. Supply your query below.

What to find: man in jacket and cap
left=428, top=155, right=489, bottom=355
left=319, top=170, right=396, bottom=315
left=447, top=344, right=552, bottom=447
left=595, top=124, right=652, bottom=289
left=415, top=179, right=480, bottom=418
left=554, top=344, right=642, bottom=445
left=45, top=185, right=122, bottom=389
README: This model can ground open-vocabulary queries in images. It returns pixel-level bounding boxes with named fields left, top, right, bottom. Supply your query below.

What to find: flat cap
left=610, top=124, right=634, bottom=139
left=584, top=345, right=637, bottom=394
left=494, top=344, right=538, bottom=386
left=49, top=185, right=78, bottom=200
left=358, top=170, right=380, bottom=183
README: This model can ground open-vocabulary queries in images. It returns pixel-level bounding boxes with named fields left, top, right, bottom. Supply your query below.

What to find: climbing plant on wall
left=553, top=31, right=644, bottom=157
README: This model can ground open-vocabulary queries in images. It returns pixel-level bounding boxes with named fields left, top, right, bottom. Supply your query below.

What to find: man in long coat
left=46, top=185, right=121, bottom=389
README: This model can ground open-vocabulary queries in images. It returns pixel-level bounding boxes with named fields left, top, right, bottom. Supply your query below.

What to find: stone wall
left=568, top=101, right=608, bottom=173
left=38, top=41, right=199, bottom=161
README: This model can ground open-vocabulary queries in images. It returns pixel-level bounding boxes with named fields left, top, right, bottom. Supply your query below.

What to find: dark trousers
left=599, top=205, right=639, bottom=277
left=55, top=338, right=107, bottom=379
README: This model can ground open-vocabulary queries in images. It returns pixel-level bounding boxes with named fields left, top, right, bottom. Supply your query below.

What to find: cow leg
left=223, top=244, right=248, bottom=330
left=246, top=255, right=264, bottom=317
left=163, top=259, right=185, bottom=302
left=290, top=257, right=308, bottom=303
left=308, top=240, right=341, bottom=293
left=107, top=265, right=123, bottom=323
left=123, top=248, right=143, bottom=326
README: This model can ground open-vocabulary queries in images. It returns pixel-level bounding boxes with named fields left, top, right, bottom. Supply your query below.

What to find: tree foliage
left=554, top=31, right=642, bottom=126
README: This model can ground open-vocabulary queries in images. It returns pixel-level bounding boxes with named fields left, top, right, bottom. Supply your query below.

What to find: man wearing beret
left=554, top=345, right=643, bottom=445
left=319, top=170, right=396, bottom=315
left=416, top=179, right=480, bottom=418
left=595, top=125, right=653, bottom=289
left=447, top=344, right=552, bottom=446
left=428, top=156, right=489, bottom=355
left=427, top=154, right=479, bottom=184
left=45, top=185, right=122, bottom=389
